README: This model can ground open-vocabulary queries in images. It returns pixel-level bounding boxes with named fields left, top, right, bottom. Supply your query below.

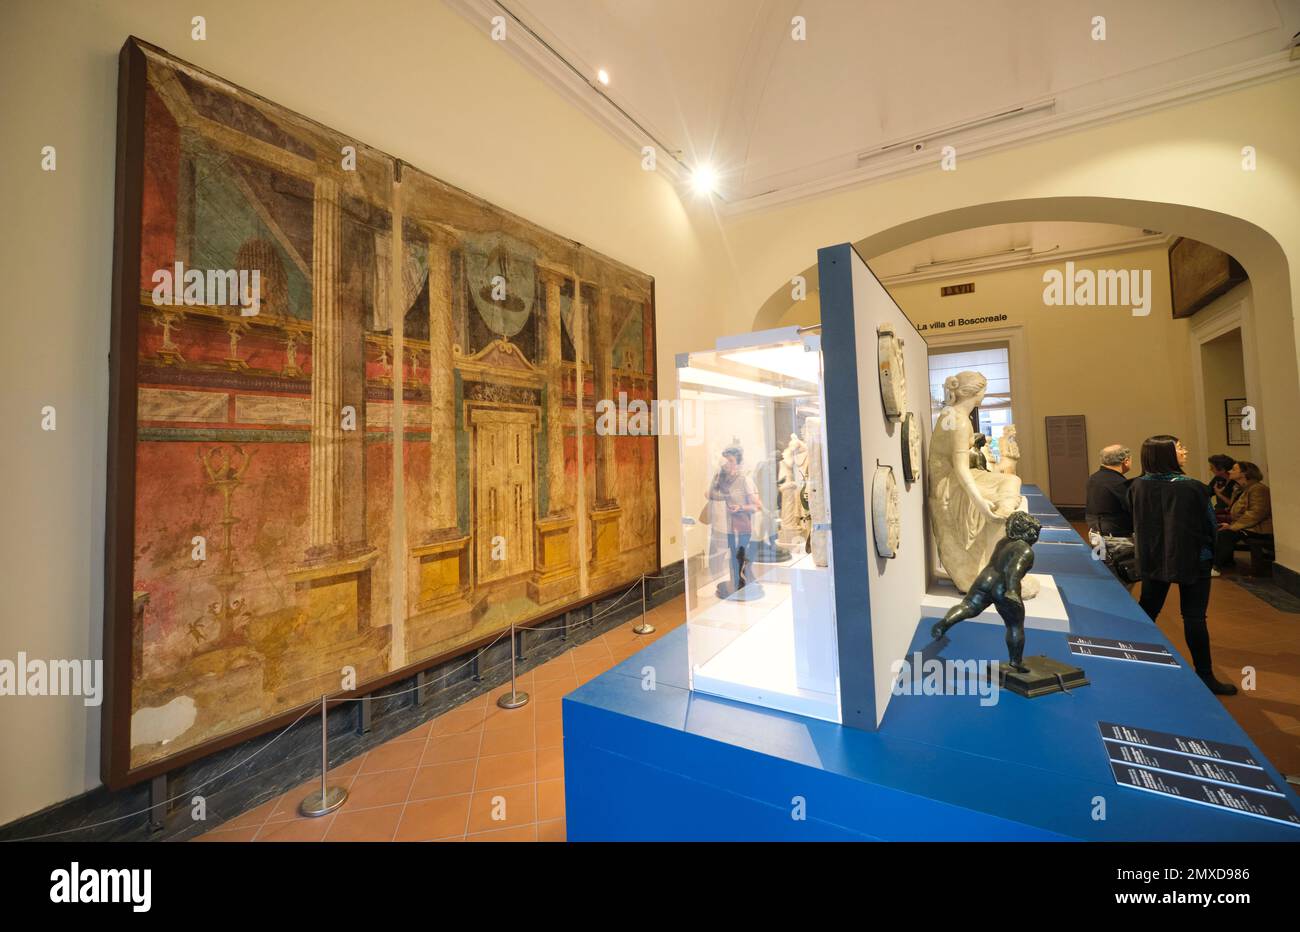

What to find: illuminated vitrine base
left=690, top=553, right=838, bottom=722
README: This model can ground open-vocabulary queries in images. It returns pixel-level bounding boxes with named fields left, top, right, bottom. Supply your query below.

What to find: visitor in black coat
left=1128, top=434, right=1237, bottom=696
left=1085, top=443, right=1133, bottom=536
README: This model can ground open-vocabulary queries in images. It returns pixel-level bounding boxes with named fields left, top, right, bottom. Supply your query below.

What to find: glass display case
left=676, top=329, right=840, bottom=722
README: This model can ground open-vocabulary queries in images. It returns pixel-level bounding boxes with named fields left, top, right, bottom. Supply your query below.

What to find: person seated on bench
left=1212, top=461, right=1272, bottom=575
left=1206, top=453, right=1238, bottom=522
left=1085, top=444, right=1134, bottom=536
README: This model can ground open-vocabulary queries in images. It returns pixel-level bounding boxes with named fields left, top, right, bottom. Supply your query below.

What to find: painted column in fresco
left=406, top=221, right=472, bottom=617
left=539, top=264, right=568, bottom=516
left=527, top=261, right=580, bottom=603
left=594, top=285, right=618, bottom=507
left=309, top=175, right=342, bottom=557
left=426, top=223, right=460, bottom=533
left=588, top=282, right=623, bottom=586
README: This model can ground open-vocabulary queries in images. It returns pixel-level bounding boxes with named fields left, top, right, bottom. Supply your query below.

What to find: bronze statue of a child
left=930, top=511, right=1042, bottom=672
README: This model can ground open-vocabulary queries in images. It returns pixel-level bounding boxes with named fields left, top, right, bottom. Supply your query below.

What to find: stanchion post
left=299, top=694, right=348, bottom=817
left=147, top=774, right=167, bottom=833
left=496, top=623, right=530, bottom=709
left=633, top=573, right=655, bottom=635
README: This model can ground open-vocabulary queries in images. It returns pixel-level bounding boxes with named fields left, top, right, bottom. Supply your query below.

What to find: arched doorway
left=749, top=197, right=1300, bottom=568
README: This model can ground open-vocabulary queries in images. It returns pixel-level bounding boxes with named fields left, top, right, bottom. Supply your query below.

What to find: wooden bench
left=1233, top=535, right=1275, bottom=577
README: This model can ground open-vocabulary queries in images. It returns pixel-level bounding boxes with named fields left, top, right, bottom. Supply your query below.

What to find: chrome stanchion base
left=632, top=622, right=655, bottom=635
left=497, top=690, right=530, bottom=710
left=299, top=785, right=348, bottom=818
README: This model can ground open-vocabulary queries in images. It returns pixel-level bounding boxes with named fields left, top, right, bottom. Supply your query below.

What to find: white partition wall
left=818, top=244, right=932, bottom=729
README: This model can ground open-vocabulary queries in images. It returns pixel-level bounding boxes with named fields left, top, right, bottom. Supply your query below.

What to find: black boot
left=1199, top=673, right=1238, bottom=696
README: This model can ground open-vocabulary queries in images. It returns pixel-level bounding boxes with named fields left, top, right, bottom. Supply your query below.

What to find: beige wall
left=1201, top=331, right=1248, bottom=459
left=893, top=246, right=1199, bottom=499
left=778, top=244, right=1205, bottom=499
left=0, top=0, right=728, bottom=825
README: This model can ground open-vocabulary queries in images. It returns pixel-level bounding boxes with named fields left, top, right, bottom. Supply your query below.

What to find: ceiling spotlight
left=691, top=164, right=717, bottom=196
left=597, top=68, right=610, bottom=86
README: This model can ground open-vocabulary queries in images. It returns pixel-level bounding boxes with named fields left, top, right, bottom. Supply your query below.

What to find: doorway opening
left=927, top=342, right=1014, bottom=460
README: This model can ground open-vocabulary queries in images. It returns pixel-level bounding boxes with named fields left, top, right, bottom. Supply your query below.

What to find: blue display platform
left=563, top=486, right=1300, bottom=840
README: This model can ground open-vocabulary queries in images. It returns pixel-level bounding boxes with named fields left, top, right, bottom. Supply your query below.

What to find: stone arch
left=749, top=196, right=1300, bottom=566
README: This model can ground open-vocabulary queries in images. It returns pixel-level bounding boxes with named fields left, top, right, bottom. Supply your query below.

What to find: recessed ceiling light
left=691, top=164, right=717, bottom=196
left=597, top=68, right=610, bottom=86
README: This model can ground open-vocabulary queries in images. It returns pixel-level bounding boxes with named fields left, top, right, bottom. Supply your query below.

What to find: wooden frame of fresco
left=104, top=37, right=659, bottom=789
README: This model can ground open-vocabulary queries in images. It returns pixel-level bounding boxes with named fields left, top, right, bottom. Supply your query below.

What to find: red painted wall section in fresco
left=563, top=431, right=581, bottom=493
left=140, top=323, right=315, bottom=374
left=133, top=439, right=310, bottom=678
left=611, top=377, right=658, bottom=565
left=403, top=436, right=430, bottom=509
left=139, top=84, right=179, bottom=290
left=363, top=437, right=394, bottom=629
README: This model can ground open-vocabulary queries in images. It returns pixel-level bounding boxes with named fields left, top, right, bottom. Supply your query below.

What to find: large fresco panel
left=106, top=39, right=656, bottom=784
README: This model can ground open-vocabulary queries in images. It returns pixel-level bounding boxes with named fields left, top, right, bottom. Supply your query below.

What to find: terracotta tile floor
left=197, top=547, right=1300, bottom=841
left=194, top=598, right=686, bottom=842
left=1142, top=569, right=1300, bottom=777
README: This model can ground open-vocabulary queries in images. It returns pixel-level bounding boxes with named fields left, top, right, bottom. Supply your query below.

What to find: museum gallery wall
left=106, top=39, right=658, bottom=786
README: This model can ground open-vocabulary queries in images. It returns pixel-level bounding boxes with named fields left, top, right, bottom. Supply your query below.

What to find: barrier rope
left=5, top=702, right=318, bottom=841
left=5, top=569, right=683, bottom=839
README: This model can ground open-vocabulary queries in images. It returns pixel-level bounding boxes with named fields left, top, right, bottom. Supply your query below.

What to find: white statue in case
left=778, top=432, right=809, bottom=547
left=996, top=423, right=1021, bottom=476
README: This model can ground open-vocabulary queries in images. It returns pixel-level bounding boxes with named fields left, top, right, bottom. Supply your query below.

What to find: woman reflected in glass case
left=706, top=445, right=762, bottom=598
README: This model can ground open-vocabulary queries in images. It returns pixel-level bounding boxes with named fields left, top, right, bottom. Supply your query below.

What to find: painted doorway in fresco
left=472, top=409, right=536, bottom=585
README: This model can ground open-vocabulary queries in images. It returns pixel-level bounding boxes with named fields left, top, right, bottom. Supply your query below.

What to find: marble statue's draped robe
left=928, top=408, right=1038, bottom=597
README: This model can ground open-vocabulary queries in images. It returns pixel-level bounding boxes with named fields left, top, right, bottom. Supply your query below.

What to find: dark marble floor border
left=0, top=563, right=684, bottom=843
left=1263, top=561, right=1300, bottom=607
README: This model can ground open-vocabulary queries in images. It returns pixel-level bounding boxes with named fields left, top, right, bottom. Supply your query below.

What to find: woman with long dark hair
left=706, top=445, right=762, bottom=597
left=1128, top=435, right=1237, bottom=695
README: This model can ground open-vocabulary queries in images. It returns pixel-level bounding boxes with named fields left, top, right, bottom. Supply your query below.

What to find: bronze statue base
left=999, top=655, right=1090, bottom=698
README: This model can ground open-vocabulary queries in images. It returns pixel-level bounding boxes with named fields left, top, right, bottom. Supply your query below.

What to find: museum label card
left=1103, top=739, right=1281, bottom=794
left=1107, top=760, right=1300, bottom=828
left=1098, top=721, right=1259, bottom=766
left=1069, top=636, right=1178, bottom=666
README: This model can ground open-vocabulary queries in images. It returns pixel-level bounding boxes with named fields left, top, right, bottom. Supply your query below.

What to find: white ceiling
left=477, top=0, right=1300, bottom=207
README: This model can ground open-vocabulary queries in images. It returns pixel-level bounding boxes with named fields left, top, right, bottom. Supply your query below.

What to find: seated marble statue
left=928, top=371, right=1038, bottom=598
left=930, top=511, right=1042, bottom=672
